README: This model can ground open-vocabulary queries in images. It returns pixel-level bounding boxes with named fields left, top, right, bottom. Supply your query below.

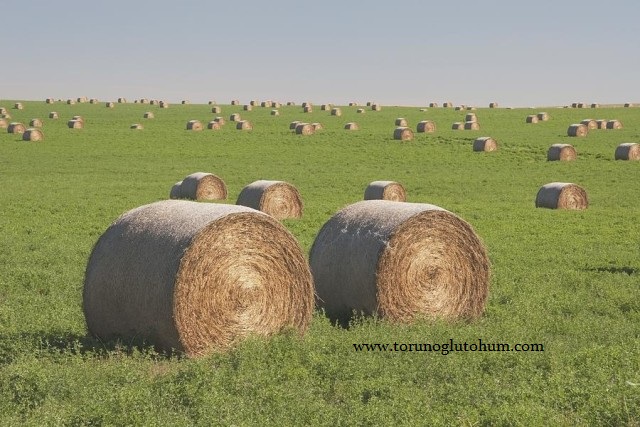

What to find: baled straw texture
left=231, top=100, right=239, bottom=105
left=29, top=119, right=43, bottom=127
left=321, top=104, right=331, bottom=111
left=591, top=103, right=599, bottom=108
left=207, top=121, right=221, bottom=130
left=303, top=106, right=313, bottom=113
left=535, top=182, right=588, bottom=210
left=48, top=112, right=58, bottom=119
left=214, top=117, right=225, bottom=125
left=295, top=123, right=314, bottom=135
left=309, top=200, right=490, bottom=323
left=83, top=200, right=314, bottom=356
left=567, top=124, right=587, bottom=137
left=118, top=97, right=127, bottom=103
left=236, top=180, right=304, bottom=220
left=0, top=107, right=7, bottom=114
left=46, top=98, right=54, bottom=104
left=416, top=120, right=436, bottom=133
left=344, top=122, right=359, bottom=130
left=0, top=119, right=7, bottom=129
left=526, top=115, right=539, bottom=124
left=464, top=121, right=480, bottom=130
left=68, top=120, right=83, bottom=129
left=606, top=120, right=623, bottom=130
left=160, top=101, right=169, bottom=108
left=537, top=112, right=549, bottom=121
left=615, top=143, right=640, bottom=160
left=395, top=118, right=408, bottom=126
left=311, top=123, right=323, bottom=131
left=187, top=120, right=203, bottom=131
left=580, top=119, right=597, bottom=129
left=236, top=120, right=252, bottom=130
left=393, top=127, right=413, bottom=141
left=443, top=102, right=453, bottom=108
left=429, top=102, right=438, bottom=107
left=364, top=181, right=406, bottom=202
left=473, top=137, right=498, bottom=152
left=547, top=144, right=577, bottom=161
left=22, top=128, right=44, bottom=141
left=624, top=103, right=633, bottom=108
left=8, top=122, right=26, bottom=134
left=172, top=172, right=227, bottom=201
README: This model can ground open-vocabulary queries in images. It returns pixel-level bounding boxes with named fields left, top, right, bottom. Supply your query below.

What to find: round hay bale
left=364, top=181, right=406, bottom=202
left=0, top=119, right=7, bottom=129
left=466, top=106, right=477, bottom=111
left=464, top=121, right=480, bottom=130
left=443, top=102, right=453, bottom=108
left=526, top=115, right=539, bottom=124
left=535, top=182, right=588, bottom=210
left=236, top=120, right=252, bottom=130
left=83, top=200, right=314, bottom=356
left=181, top=100, right=190, bottom=105
left=371, top=104, right=381, bottom=111
left=236, top=180, right=303, bottom=220
left=302, top=102, right=312, bottom=108
left=309, top=200, right=490, bottom=322
left=395, top=118, right=408, bottom=126
left=46, top=98, right=54, bottom=104
left=231, top=100, right=240, bottom=105
left=473, top=137, right=498, bottom=152
left=130, top=123, right=144, bottom=130
left=537, top=112, right=549, bottom=121
left=14, top=103, right=23, bottom=110
left=614, top=143, right=640, bottom=160
left=547, top=143, right=576, bottom=161
left=77, top=97, right=87, bottom=103
left=451, top=122, right=464, bottom=130
left=571, top=102, right=578, bottom=108
left=207, top=121, right=221, bottom=130
left=260, top=101, right=270, bottom=108
left=624, top=103, right=633, bottom=108
left=176, top=172, right=227, bottom=200
left=214, top=117, right=225, bottom=126
left=208, top=100, right=216, bottom=105
left=311, top=122, right=323, bottom=131
left=393, top=127, right=414, bottom=141
left=465, top=113, right=477, bottom=123
left=67, top=99, right=76, bottom=105
left=8, top=122, right=26, bottom=134
left=366, top=101, right=372, bottom=107
left=250, top=100, right=258, bottom=106
left=230, top=113, right=241, bottom=122
left=29, top=118, right=43, bottom=127
left=243, top=104, right=252, bottom=111
left=0, top=107, right=7, bottom=114
left=580, top=119, right=597, bottom=129
left=577, top=102, right=586, bottom=108
left=160, top=101, right=169, bottom=108
left=295, top=123, right=314, bottom=135
left=272, top=102, right=281, bottom=108
left=344, top=122, right=359, bottom=130
left=321, top=104, right=331, bottom=111
left=22, top=128, right=44, bottom=141
left=489, top=102, right=498, bottom=108
left=151, top=100, right=158, bottom=105
left=106, top=102, right=115, bottom=108
left=596, top=119, right=608, bottom=129
left=68, top=119, right=84, bottom=129
left=118, top=97, right=127, bottom=103
left=143, top=112, right=154, bottom=119
left=89, top=98, right=98, bottom=104
left=286, top=101, right=295, bottom=106
left=429, top=102, right=438, bottom=108
left=211, top=106, right=221, bottom=114
left=567, top=124, right=588, bottom=137
left=186, top=120, right=203, bottom=131
left=590, top=103, right=599, bottom=108
left=417, top=120, right=436, bottom=133
left=270, top=109, right=279, bottom=116
left=356, top=108, right=365, bottom=114
left=48, top=112, right=59, bottom=119
left=303, top=106, right=313, bottom=113
left=349, top=102, right=358, bottom=107
left=289, top=120, right=301, bottom=130
left=331, top=107, right=342, bottom=116
left=606, top=120, right=623, bottom=130
left=140, top=98, right=149, bottom=104
left=72, top=115, right=84, bottom=123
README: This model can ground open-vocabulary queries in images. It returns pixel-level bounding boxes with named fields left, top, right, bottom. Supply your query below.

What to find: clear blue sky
left=2, top=0, right=638, bottom=107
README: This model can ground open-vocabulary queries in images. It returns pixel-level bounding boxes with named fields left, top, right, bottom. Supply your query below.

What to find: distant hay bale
left=364, top=181, right=406, bottom=202
left=181, top=100, right=190, bottom=105
left=29, top=118, right=43, bottom=127
left=289, top=120, right=301, bottom=130
left=8, top=122, right=26, bottom=134
left=356, top=108, right=365, bottom=114
left=130, top=123, right=144, bottom=130
left=229, top=113, right=241, bottom=122
left=140, top=98, right=149, bottom=104
left=46, top=98, right=54, bottom=104
left=466, top=106, right=477, bottom=111
left=606, top=120, right=623, bottom=130
left=118, top=97, right=127, bottom=103
left=68, top=120, right=84, bottom=129
left=537, top=112, right=549, bottom=121
left=243, top=104, right=252, bottom=111
left=614, top=143, right=640, bottom=160
left=393, top=127, right=414, bottom=141
left=309, top=200, right=490, bottom=323
left=143, top=112, right=154, bottom=119
left=571, top=102, right=578, bottom=108
left=366, top=101, right=372, bottom=107
left=214, top=117, right=225, bottom=125
left=236, top=180, right=304, bottom=220
left=67, top=99, right=76, bottom=105
left=236, top=120, right=253, bottom=130
left=489, top=102, right=498, bottom=108
left=473, top=137, right=498, bottom=152
left=72, top=115, right=84, bottom=123
left=160, top=101, right=169, bottom=108
left=577, top=102, right=586, bottom=108
left=311, top=122, right=323, bottom=131
left=208, top=100, right=216, bottom=105
left=150, top=100, right=158, bottom=105
left=186, top=120, right=203, bottom=131
left=321, top=104, right=331, bottom=111
left=464, top=121, right=480, bottom=130
left=207, top=121, right=221, bottom=130
left=270, top=109, right=279, bottom=116
left=429, top=102, right=438, bottom=107
left=106, top=102, right=114, bottom=108
left=451, top=122, right=464, bottom=130
left=272, top=102, right=281, bottom=108
left=395, top=118, right=408, bottom=126
left=14, top=103, right=23, bottom=110
left=624, top=103, right=633, bottom=108
left=22, top=128, right=44, bottom=141
left=371, top=104, right=381, bottom=111
left=303, top=106, right=313, bottom=113
left=0, top=107, right=7, bottom=114
left=567, top=124, right=588, bottom=137
left=454, top=106, right=465, bottom=111
left=535, top=182, right=588, bottom=210
left=344, top=122, right=359, bottom=130
left=48, top=112, right=59, bottom=119
left=547, top=144, right=577, bottom=161
left=331, top=107, right=342, bottom=116
left=211, top=106, right=221, bottom=113
left=231, top=100, right=240, bottom=105
left=302, top=102, right=311, bottom=108
left=416, top=120, right=436, bottom=133
left=89, top=98, right=98, bottom=104
left=83, top=199, right=314, bottom=356
left=349, top=102, right=357, bottom=107
left=442, top=102, right=453, bottom=108
left=77, top=97, right=87, bottom=103
left=0, top=119, right=7, bottom=129
left=590, top=103, right=599, bottom=108
left=250, top=100, right=258, bottom=106
left=171, top=172, right=227, bottom=201
left=286, top=102, right=295, bottom=106
left=295, top=123, right=314, bottom=135
left=526, top=115, right=539, bottom=124
left=1, top=113, right=12, bottom=119
left=260, top=101, right=269, bottom=108
left=580, top=119, right=597, bottom=129
left=596, top=119, right=607, bottom=129
left=465, top=113, right=477, bottom=123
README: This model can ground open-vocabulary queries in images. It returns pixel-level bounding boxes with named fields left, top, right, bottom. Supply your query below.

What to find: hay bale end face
left=214, top=117, right=225, bottom=126
left=68, top=119, right=84, bottom=129
left=547, top=144, right=577, bottom=161
left=236, top=120, right=253, bottom=130
left=231, top=100, right=240, bottom=105
left=172, top=172, right=227, bottom=201
left=395, top=118, right=408, bottom=127
left=160, top=101, right=169, bottom=108
left=364, top=181, right=406, bottom=202
left=344, top=122, right=359, bottom=130
left=624, top=103, right=633, bottom=108
left=23, top=128, right=44, bottom=141
left=393, top=127, right=414, bottom=141
left=580, top=119, right=597, bottom=129
left=236, top=180, right=304, bottom=220
left=83, top=200, right=314, bottom=356
left=118, top=98, right=127, bottom=103
left=606, top=120, right=623, bottom=130
left=243, top=104, right=252, bottom=111
left=535, top=182, right=588, bottom=210
left=489, top=102, right=498, bottom=108
left=429, top=102, right=438, bottom=107
left=473, top=137, right=498, bottom=152
left=615, top=143, right=640, bottom=160
left=309, top=200, right=490, bottom=323
left=46, top=98, right=54, bottom=104
left=303, top=106, right=313, bottom=113
left=356, top=108, right=365, bottom=114
left=295, top=123, right=314, bottom=135
left=371, top=104, right=382, bottom=111
left=596, top=119, right=607, bottom=129
left=311, top=122, right=323, bottom=131
left=416, top=120, right=436, bottom=133
left=567, top=124, right=588, bottom=137
left=289, top=120, right=301, bottom=130
left=526, top=115, right=539, bottom=124
left=186, top=120, right=203, bottom=131
left=0, top=107, right=7, bottom=114
left=8, top=122, right=26, bottom=134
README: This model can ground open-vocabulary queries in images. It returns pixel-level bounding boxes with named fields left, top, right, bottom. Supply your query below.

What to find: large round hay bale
left=77, top=97, right=87, bottom=103
left=371, top=104, right=382, bottom=111
left=473, top=137, right=498, bottom=152
left=83, top=200, right=314, bottom=356
left=207, top=120, right=221, bottom=130
left=272, top=102, right=281, bottom=109
left=22, top=128, right=44, bottom=141
left=46, top=98, right=54, bottom=104
left=571, top=102, right=578, bottom=108
left=596, top=119, right=607, bottom=129
left=429, top=102, right=438, bottom=108
left=606, top=120, right=623, bottom=130
left=465, top=113, right=477, bottom=123
left=331, top=107, right=342, bottom=116
left=451, top=122, right=464, bottom=130
left=144, top=112, right=154, bottom=119
left=295, top=123, right=314, bottom=135
left=537, top=112, right=549, bottom=121
left=366, top=101, right=372, bottom=107
left=547, top=144, right=576, bottom=161
left=72, top=115, right=84, bottom=123
left=14, top=103, right=24, bottom=110
left=567, top=124, right=587, bottom=137
left=590, top=103, right=599, bottom=108
left=211, top=106, right=221, bottom=114
left=243, top=104, right=252, bottom=111
left=321, top=104, right=331, bottom=111
left=236, top=180, right=304, bottom=220
left=172, top=172, right=227, bottom=201
left=214, top=117, right=225, bottom=126
left=250, top=100, right=258, bottom=106
left=348, top=102, right=358, bottom=107
left=464, top=121, right=480, bottom=130
left=106, top=102, right=114, bottom=108
left=624, top=103, right=633, bottom=108
left=393, top=127, right=413, bottom=141
left=309, top=200, right=490, bottom=322
left=395, top=118, right=408, bottom=126
left=130, top=123, right=144, bottom=130
left=289, top=120, right=301, bottom=130
left=117, top=97, right=127, bottom=103
left=614, top=143, right=640, bottom=160
left=311, top=122, right=323, bottom=131
left=160, top=101, right=169, bottom=108
left=442, top=102, right=453, bottom=108
left=364, top=181, right=406, bottom=202
left=260, top=101, right=270, bottom=108
left=526, top=115, right=539, bottom=124
left=303, top=106, right=313, bottom=113
left=236, top=120, right=252, bottom=130
left=186, top=120, right=203, bottom=131
left=489, top=102, right=498, bottom=108
left=0, top=118, right=7, bottom=129
left=230, top=113, right=241, bottom=122
left=231, top=99, right=240, bottom=105
left=416, top=120, right=436, bottom=133
left=580, top=119, right=597, bottom=129
left=344, top=122, right=359, bottom=130
left=535, top=183, right=588, bottom=210
left=68, top=119, right=84, bottom=129
left=577, top=102, right=586, bottom=108
left=302, top=102, right=312, bottom=108
left=286, top=101, right=295, bottom=106
left=29, top=118, right=43, bottom=127
left=48, top=112, right=59, bottom=119
left=8, top=122, right=26, bottom=134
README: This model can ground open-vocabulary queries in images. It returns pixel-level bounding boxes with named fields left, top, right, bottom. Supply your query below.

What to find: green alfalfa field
left=0, top=99, right=638, bottom=425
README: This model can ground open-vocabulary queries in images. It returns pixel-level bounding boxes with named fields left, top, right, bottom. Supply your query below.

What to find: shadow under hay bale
left=535, top=182, right=588, bottom=210
left=236, top=180, right=303, bottom=220
left=364, top=181, right=406, bottom=202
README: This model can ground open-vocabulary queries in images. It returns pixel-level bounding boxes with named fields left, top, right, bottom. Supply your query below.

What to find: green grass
left=0, top=99, right=638, bottom=425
